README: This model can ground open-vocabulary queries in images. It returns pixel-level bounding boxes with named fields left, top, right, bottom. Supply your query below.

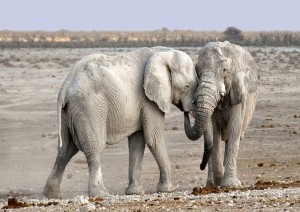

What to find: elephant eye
left=223, top=68, right=227, bottom=73
left=183, top=84, right=190, bottom=91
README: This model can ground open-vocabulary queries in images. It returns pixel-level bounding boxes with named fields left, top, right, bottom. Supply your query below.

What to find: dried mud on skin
left=2, top=180, right=300, bottom=210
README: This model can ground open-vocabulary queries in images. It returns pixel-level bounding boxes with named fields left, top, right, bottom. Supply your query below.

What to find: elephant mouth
left=174, top=101, right=184, bottom=111
left=189, top=111, right=196, bottom=118
left=217, top=95, right=230, bottom=110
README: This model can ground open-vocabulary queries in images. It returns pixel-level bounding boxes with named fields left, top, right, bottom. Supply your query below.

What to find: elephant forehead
left=200, top=71, right=218, bottom=81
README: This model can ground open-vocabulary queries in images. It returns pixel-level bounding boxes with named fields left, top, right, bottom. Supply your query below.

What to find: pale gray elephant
left=43, top=47, right=197, bottom=198
left=184, top=41, right=258, bottom=187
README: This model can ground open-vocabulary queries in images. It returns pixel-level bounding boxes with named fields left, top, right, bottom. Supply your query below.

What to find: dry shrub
left=1, top=29, right=300, bottom=48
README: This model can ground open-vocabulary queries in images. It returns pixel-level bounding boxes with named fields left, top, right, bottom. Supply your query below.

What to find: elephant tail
left=57, top=97, right=63, bottom=148
left=57, top=87, right=68, bottom=148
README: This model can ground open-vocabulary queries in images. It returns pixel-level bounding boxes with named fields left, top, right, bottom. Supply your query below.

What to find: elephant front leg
left=143, top=107, right=175, bottom=193
left=125, top=131, right=146, bottom=195
left=211, top=128, right=224, bottom=187
left=222, top=138, right=242, bottom=187
left=148, top=140, right=175, bottom=193
left=221, top=106, right=244, bottom=187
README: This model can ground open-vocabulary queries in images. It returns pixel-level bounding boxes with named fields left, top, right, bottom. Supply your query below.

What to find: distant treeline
left=0, top=27, right=300, bottom=48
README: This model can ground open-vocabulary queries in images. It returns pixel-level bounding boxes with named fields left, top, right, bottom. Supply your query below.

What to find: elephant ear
left=230, top=50, right=258, bottom=105
left=144, top=52, right=172, bottom=113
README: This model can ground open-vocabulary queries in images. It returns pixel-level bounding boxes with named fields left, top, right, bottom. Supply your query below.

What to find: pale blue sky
left=1, top=0, right=299, bottom=31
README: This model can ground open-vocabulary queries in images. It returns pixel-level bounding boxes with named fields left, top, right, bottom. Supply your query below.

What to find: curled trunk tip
left=184, top=112, right=202, bottom=141
left=200, top=149, right=211, bottom=170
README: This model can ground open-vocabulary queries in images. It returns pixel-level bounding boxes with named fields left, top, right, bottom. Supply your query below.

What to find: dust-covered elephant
left=184, top=41, right=258, bottom=187
left=43, top=47, right=197, bottom=198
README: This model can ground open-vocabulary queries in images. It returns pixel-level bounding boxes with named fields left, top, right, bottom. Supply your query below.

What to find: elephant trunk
left=200, top=145, right=211, bottom=170
left=199, top=120, right=213, bottom=170
left=184, top=86, right=218, bottom=141
left=184, top=84, right=219, bottom=171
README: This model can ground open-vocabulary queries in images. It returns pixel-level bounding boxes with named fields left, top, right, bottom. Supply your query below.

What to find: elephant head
left=184, top=41, right=258, bottom=141
left=144, top=49, right=197, bottom=113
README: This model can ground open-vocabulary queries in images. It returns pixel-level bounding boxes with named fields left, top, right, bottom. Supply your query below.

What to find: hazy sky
left=1, top=0, right=299, bottom=31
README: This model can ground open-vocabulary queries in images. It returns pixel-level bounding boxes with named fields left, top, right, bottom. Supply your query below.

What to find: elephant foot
left=157, top=182, right=175, bottom=193
left=88, top=185, right=109, bottom=198
left=125, top=184, right=145, bottom=195
left=43, top=185, right=62, bottom=199
left=213, top=176, right=223, bottom=186
left=206, top=179, right=216, bottom=187
left=221, top=177, right=241, bottom=188
left=206, top=176, right=223, bottom=187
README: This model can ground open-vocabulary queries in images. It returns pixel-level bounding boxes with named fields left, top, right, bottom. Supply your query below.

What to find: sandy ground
left=0, top=47, right=299, bottom=211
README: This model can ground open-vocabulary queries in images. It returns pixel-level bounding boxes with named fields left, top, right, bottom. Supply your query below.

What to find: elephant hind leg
left=85, top=154, right=108, bottom=197
left=43, top=127, right=78, bottom=199
left=74, top=112, right=108, bottom=197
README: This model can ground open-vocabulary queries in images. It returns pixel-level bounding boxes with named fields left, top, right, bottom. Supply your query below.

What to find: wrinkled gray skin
left=43, top=47, right=197, bottom=198
left=184, top=41, right=258, bottom=187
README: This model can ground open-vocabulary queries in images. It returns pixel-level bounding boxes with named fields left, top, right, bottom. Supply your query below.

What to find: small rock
left=85, top=202, right=96, bottom=210
left=75, top=196, right=88, bottom=205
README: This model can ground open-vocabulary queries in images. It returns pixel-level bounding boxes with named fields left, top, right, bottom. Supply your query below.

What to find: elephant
left=43, top=46, right=197, bottom=198
left=184, top=41, right=258, bottom=187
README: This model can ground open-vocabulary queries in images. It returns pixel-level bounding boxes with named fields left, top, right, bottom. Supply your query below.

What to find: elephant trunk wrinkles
left=200, top=119, right=213, bottom=170
left=184, top=87, right=218, bottom=141
left=197, top=85, right=219, bottom=170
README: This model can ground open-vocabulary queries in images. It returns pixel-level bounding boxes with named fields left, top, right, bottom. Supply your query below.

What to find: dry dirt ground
left=0, top=47, right=299, bottom=211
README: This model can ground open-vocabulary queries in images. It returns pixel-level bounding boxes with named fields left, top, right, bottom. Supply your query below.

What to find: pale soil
left=0, top=47, right=299, bottom=211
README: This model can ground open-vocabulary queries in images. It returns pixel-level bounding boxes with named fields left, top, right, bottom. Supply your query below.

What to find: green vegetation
left=0, top=27, right=300, bottom=48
